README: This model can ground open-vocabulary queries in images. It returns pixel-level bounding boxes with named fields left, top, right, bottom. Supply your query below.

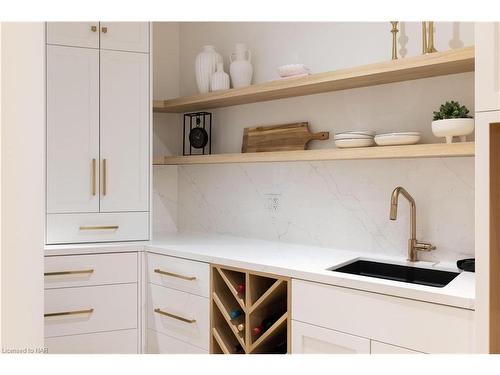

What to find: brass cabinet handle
left=101, top=26, right=108, bottom=33
left=154, top=268, right=197, bottom=281
left=45, top=269, right=94, bottom=276
left=154, top=308, right=196, bottom=324
left=102, top=158, right=107, bottom=196
left=90, top=25, right=97, bottom=32
left=91, top=158, right=96, bottom=196
left=44, top=308, right=94, bottom=318
left=79, top=225, right=119, bottom=231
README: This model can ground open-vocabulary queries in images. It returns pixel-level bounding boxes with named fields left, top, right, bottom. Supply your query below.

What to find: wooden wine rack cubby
left=210, top=264, right=290, bottom=354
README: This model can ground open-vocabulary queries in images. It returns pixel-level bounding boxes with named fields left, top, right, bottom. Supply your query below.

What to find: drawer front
left=147, top=329, right=207, bottom=354
left=292, top=279, right=475, bottom=353
left=371, top=341, right=422, bottom=354
left=148, top=284, right=209, bottom=350
left=45, top=283, right=137, bottom=338
left=46, top=212, right=149, bottom=244
left=147, top=252, right=209, bottom=297
left=292, top=320, right=370, bottom=354
left=45, top=329, right=138, bottom=354
left=45, top=252, right=138, bottom=289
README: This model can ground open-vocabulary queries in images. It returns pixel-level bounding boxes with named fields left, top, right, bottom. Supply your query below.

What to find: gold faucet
left=389, top=187, right=436, bottom=262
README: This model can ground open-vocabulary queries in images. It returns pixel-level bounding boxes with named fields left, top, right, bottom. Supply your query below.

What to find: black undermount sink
left=331, top=259, right=460, bottom=288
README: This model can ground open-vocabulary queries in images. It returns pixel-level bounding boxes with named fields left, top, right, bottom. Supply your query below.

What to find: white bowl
left=374, top=132, right=421, bottom=146
left=277, top=64, right=310, bottom=77
left=336, top=130, right=376, bottom=137
left=334, top=133, right=374, bottom=140
left=431, top=118, right=474, bottom=144
left=335, top=138, right=375, bottom=148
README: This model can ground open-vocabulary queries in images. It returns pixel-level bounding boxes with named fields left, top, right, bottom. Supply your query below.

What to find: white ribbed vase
left=195, top=45, right=222, bottom=94
left=229, top=43, right=253, bottom=88
left=210, top=62, right=230, bottom=91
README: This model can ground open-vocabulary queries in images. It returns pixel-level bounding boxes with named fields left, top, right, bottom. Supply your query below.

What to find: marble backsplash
left=153, top=157, right=474, bottom=264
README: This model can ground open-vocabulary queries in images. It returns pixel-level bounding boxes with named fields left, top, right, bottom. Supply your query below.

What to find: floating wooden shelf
left=153, top=142, right=475, bottom=166
left=153, top=47, right=474, bottom=113
left=210, top=264, right=290, bottom=354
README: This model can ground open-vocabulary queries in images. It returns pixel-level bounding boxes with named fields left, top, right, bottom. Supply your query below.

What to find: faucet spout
left=389, top=186, right=434, bottom=262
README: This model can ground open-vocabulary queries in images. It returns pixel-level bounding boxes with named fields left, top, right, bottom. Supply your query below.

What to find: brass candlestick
left=390, top=21, right=399, bottom=60
left=421, top=22, right=427, bottom=54
left=427, top=21, right=437, bottom=53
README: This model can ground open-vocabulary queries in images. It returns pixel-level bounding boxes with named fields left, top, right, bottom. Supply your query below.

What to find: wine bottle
left=251, top=315, right=279, bottom=336
left=236, top=323, right=245, bottom=332
left=236, top=282, right=245, bottom=294
left=229, top=309, right=242, bottom=319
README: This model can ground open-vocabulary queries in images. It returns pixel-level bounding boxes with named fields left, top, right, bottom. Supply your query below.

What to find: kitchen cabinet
left=100, top=50, right=149, bottom=212
left=46, top=45, right=99, bottom=214
left=146, top=253, right=210, bottom=353
left=44, top=252, right=140, bottom=354
left=292, top=279, right=475, bottom=353
left=292, top=320, right=370, bottom=354
left=99, top=22, right=149, bottom=53
left=45, top=22, right=150, bottom=244
left=46, top=22, right=99, bottom=48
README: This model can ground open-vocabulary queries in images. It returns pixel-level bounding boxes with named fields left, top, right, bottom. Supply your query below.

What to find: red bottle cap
left=252, top=327, right=262, bottom=336
left=236, top=283, right=245, bottom=293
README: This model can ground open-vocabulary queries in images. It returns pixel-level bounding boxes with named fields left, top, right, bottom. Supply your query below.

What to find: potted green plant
left=431, top=101, right=474, bottom=144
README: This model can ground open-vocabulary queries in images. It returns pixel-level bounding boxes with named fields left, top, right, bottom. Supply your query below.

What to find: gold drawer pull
left=91, top=158, right=96, bottom=196
left=102, top=158, right=107, bottom=196
left=44, top=308, right=94, bottom=318
left=79, top=225, right=119, bottom=231
left=45, top=269, right=94, bottom=277
left=90, top=25, right=97, bottom=32
left=154, top=268, right=197, bottom=281
left=101, top=26, right=108, bottom=34
left=154, top=308, right=196, bottom=324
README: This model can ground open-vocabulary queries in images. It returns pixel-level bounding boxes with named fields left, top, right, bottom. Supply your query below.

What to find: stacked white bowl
left=334, top=130, right=375, bottom=148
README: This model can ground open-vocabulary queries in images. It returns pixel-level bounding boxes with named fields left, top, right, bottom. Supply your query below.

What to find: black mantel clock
left=183, top=111, right=212, bottom=156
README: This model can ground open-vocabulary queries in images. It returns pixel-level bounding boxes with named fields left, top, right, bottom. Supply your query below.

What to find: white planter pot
left=195, top=45, right=222, bottom=94
left=431, top=118, right=475, bottom=144
left=210, top=62, right=230, bottom=92
left=229, top=43, right=253, bottom=88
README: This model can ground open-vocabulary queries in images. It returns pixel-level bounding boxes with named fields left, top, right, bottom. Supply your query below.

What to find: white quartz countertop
left=147, top=232, right=475, bottom=310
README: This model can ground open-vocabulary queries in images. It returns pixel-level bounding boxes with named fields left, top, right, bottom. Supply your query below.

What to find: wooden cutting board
left=242, top=122, right=329, bottom=153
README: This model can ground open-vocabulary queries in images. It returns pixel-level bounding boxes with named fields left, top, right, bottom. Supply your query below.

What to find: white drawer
left=292, top=279, right=475, bottom=353
left=46, top=212, right=149, bottom=244
left=147, top=252, right=209, bottom=297
left=45, top=329, right=138, bottom=354
left=45, top=283, right=137, bottom=338
left=45, top=253, right=138, bottom=289
left=147, top=284, right=209, bottom=350
left=147, top=329, right=207, bottom=354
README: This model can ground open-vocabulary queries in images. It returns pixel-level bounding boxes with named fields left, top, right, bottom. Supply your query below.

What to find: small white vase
left=210, top=62, right=230, bottom=92
left=431, top=118, right=475, bottom=144
left=229, top=43, right=253, bottom=88
left=195, top=45, right=222, bottom=94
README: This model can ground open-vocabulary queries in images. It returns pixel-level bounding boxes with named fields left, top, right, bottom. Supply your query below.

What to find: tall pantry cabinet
left=46, top=22, right=150, bottom=244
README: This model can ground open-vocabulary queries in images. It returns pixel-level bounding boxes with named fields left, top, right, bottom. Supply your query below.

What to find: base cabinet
left=292, top=320, right=370, bottom=354
left=147, top=329, right=207, bottom=354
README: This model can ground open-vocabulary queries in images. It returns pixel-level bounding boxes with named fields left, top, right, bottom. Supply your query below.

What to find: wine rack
left=210, top=264, right=290, bottom=354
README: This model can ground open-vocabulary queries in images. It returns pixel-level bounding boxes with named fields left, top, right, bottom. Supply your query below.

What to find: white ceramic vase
left=210, top=62, right=230, bottom=92
left=195, top=45, right=222, bottom=94
left=431, top=118, right=475, bottom=144
left=229, top=43, right=253, bottom=88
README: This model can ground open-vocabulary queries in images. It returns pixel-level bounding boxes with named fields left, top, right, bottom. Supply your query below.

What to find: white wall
left=152, top=22, right=475, bottom=264
left=0, top=22, right=45, bottom=351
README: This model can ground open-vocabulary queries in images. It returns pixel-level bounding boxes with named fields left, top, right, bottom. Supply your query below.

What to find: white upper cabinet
left=47, top=45, right=100, bottom=213
left=475, top=22, right=500, bottom=112
left=47, top=22, right=99, bottom=48
left=100, top=50, right=149, bottom=212
left=99, top=22, right=149, bottom=53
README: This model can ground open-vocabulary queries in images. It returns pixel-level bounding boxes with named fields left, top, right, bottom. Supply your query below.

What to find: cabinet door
left=99, top=22, right=149, bottom=53
left=100, top=50, right=149, bottom=212
left=46, top=22, right=99, bottom=48
left=292, top=320, right=370, bottom=354
left=47, top=45, right=99, bottom=213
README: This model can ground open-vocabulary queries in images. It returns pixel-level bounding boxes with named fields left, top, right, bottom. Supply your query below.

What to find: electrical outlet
left=264, top=193, right=281, bottom=215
